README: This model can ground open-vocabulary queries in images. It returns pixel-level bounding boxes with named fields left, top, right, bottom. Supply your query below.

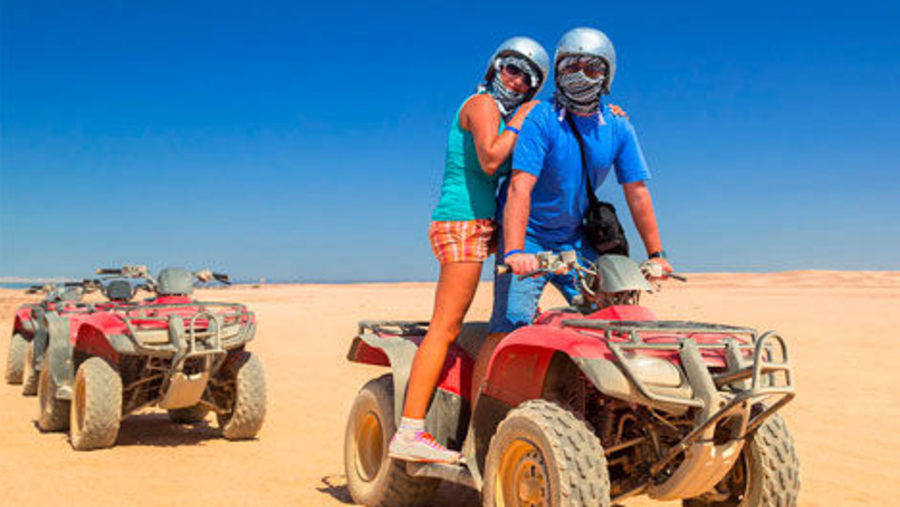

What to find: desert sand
left=2, top=271, right=899, bottom=506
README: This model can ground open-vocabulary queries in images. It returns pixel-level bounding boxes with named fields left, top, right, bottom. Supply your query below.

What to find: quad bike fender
left=14, top=306, right=37, bottom=338
left=79, top=312, right=130, bottom=336
left=45, top=314, right=76, bottom=400
left=483, top=325, right=693, bottom=415
left=237, top=321, right=257, bottom=346
left=348, top=332, right=473, bottom=431
left=348, top=332, right=419, bottom=427
left=73, top=323, right=120, bottom=368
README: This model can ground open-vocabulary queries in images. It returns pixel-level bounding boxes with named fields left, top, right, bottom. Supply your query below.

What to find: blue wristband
left=504, top=249, right=524, bottom=259
left=505, top=126, right=520, bottom=135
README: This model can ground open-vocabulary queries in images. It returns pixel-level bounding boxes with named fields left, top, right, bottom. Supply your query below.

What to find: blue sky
left=2, top=0, right=899, bottom=281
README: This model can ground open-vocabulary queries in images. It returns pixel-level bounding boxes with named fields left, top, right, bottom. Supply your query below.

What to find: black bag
left=565, top=114, right=630, bottom=256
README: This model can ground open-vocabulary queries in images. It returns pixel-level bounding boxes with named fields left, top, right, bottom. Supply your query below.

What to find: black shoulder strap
left=564, top=113, right=600, bottom=208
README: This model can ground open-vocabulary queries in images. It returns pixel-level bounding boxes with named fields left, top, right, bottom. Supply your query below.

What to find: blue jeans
left=489, top=234, right=598, bottom=333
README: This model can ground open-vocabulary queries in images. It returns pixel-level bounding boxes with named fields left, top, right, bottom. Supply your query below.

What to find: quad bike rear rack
left=357, top=320, right=429, bottom=337
left=561, top=319, right=795, bottom=499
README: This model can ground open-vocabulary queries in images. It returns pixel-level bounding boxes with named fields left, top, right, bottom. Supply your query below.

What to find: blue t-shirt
left=501, top=100, right=651, bottom=244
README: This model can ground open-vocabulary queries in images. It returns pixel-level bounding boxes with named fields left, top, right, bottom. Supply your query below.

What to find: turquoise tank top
left=431, top=96, right=512, bottom=221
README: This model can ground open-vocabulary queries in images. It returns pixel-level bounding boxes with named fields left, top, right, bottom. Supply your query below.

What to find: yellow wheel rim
left=355, top=411, right=384, bottom=482
left=495, top=438, right=549, bottom=507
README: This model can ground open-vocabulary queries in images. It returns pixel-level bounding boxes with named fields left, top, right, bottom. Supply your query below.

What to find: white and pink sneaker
left=388, top=429, right=461, bottom=464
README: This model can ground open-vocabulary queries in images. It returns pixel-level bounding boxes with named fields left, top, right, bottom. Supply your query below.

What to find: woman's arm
left=460, top=96, right=537, bottom=176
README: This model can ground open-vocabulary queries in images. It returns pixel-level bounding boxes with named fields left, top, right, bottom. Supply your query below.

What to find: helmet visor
left=558, top=56, right=608, bottom=81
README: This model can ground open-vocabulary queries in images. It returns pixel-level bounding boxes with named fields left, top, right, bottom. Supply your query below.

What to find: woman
left=388, top=37, right=550, bottom=463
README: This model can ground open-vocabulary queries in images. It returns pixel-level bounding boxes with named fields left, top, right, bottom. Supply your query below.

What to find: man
left=490, top=27, right=674, bottom=333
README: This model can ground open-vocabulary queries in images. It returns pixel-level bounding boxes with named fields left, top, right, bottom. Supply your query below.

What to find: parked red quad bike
left=36, top=266, right=266, bottom=451
left=6, top=281, right=99, bottom=395
left=344, top=252, right=799, bottom=506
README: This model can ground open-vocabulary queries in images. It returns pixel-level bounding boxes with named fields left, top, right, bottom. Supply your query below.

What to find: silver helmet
left=484, top=36, right=551, bottom=99
left=156, top=267, right=194, bottom=296
left=554, top=28, right=617, bottom=94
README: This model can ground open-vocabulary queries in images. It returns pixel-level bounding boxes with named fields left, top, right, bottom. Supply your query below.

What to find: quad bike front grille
left=561, top=318, right=794, bottom=500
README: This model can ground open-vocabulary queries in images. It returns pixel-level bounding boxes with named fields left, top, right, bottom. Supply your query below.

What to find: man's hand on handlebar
left=641, top=257, right=687, bottom=283
left=647, top=257, right=674, bottom=279
left=505, top=252, right=540, bottom=276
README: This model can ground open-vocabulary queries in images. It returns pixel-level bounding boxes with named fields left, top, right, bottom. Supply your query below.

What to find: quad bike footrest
left=406, top=462, right=476, bottom=489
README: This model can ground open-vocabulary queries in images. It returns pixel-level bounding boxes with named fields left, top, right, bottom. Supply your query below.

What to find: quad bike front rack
left=113, top=302, right=253, bottom=355
left=561, top=319, right=795, bottom=501
left=111, top=302, right=254, bottom=409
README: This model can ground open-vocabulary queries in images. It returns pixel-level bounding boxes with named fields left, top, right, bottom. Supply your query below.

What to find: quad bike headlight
left=627, top=356, right=684, bottom=387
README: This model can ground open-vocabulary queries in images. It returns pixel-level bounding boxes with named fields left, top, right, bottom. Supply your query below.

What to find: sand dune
left=1, top=270, right=898, bottom=505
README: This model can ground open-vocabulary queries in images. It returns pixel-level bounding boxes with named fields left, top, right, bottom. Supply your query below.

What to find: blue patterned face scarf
left=554, top=56, right=607, bottom=115
left=477, top=55, right=538, bottom=120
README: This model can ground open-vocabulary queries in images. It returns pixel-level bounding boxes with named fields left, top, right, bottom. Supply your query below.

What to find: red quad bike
left=6, top=268, right=156, bottom=396
left=344, top=252, right=799, bottom=506
left=37, top=266, right=266, bottom=451
left=6, top=281, right=98, bottom=395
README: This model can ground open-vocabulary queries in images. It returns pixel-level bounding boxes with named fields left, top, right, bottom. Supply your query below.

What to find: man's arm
left=502, top=170, right=539, bottom=275
left=622, top=180, right=673, bottom=274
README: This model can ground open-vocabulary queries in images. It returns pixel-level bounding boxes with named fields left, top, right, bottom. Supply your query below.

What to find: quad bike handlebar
left=194, top=270, right=231, bottom=285
left=496, top=251, right=688, bottom=282
left=496, top=251, right=688, bottom=310
left=495, top=250, right=580, bottom=277
left=96, top=265, right=151, bottom=279
left=25, top=278, right=99, bottom=294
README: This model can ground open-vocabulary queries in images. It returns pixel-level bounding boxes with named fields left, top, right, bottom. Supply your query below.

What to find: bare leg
left=402, top=262, right=483, bottom=419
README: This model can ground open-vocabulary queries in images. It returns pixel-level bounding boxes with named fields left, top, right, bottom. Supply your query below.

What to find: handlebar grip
left=496, top=264, right=511, bottom=275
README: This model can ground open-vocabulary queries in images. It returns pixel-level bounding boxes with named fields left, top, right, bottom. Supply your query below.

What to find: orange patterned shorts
left=428, top=219, right=498, bottom=264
